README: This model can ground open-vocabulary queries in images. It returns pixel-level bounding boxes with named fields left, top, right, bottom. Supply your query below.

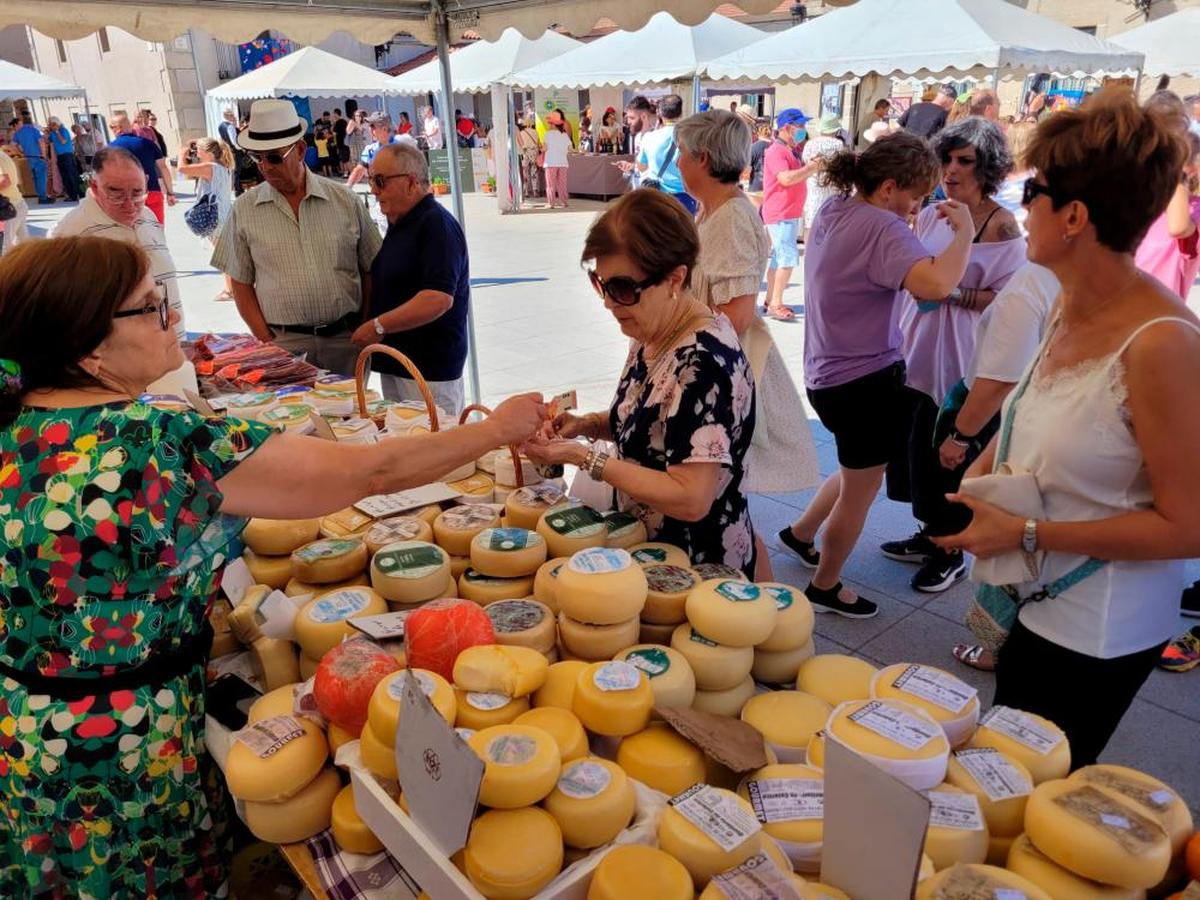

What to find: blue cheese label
left=762, top=585, right=794, bottom=611
left=294, top=538, right=360, bottom=562
left=306, top=589, right=372, bottom=624
left=624, top=647, right=671, bottom=678
left=593, top=660, right=643, bottom=692
left=466, top=691, right=511, bottom=711
left=557, top=760, right=612, bottom=799
left=715, top=581, right=761, bottom=603
left=481, top=527, right=541, bottom=552
left=567, top=547, right=632, bottom=575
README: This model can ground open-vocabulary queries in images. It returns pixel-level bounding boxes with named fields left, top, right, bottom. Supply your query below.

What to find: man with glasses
left=109, top=113, right=176, bottom=224
left=347, top=113, right=416, bottom=188
left=354, top=143, right=468, bottom=414
left=212, top=99, right=382, bottom=376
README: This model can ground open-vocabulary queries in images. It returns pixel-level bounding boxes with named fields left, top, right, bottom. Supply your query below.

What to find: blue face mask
left=795, top=128, right=808, bottom=141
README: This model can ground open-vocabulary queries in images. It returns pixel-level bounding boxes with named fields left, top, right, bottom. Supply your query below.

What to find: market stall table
left=567, top=153, right=632, bottom=201
left=280, top=843, right=331, bottom=900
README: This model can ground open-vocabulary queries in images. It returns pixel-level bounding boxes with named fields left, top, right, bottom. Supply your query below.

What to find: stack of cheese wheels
left=542, top=756, right=636, bottom=849
left=330, top=418, right=380, bottom=446
left=458, top=568, right=537, bottom=606
left=629, top=542, right=691, bottom=568
left=227, top=714, right=340, bottom=843
left=555, top=547, right=647, bottom=661
left=587, top=844, right=694, bottom=900
left=504, top=483, right=566, bottom=530
left=493, top=451, right=542, bottom=497
left=736, top=763, right=825, bottom=873
left=291, top=537, right=368, bottom=585
left=331, top=784, right=384, bottom=855
left=369, top=540, right=452, bottom=606
left=531, top=660, right=589, bottom=710
left=467, top=723, right=561, bottom=808
left=572, top=660, right=654, bottom=737
left=922, top=782, right=989, bottom=870
left=485, top=600, right=557, bottom=657
left=532, top=557, right=567, bottom=614
left=871, top=663, right=980, bottom=748
left=363, top=515, right=433, bottom=556
left=536, top=502, right=608, bottom=559
left=226, top=391, right=279, bottom=421
left=795, top=654, right=878, bottom=707
left=384, top=401, right=447, bottom=436
left=670, top=624, right=754, bottom=710
left=513, top=707, right=589, bottom=762
left=319, top=507, right=376, bottom=540
left=966, top=705, right=1070, bottom=785
left=243, top=518, right=320, bottom=587
left=657, top=784, right=764, bottom=889
left=681, top=578, right=775, bottom=716
left=616, top=722, right=707, bottom=796
left=452, top=644, right=547, bottom=731
left=823, top=699, right=950, bottom=791
left=604, top=511, right=648, bottom=549
left=640, top=564, right=700, bottom=644
left=915, top=863, right=1051, bottom=900
left=448, top=471, right=497, bottom=505
left=751, top=583, right=816, bottom=685
left=1005, top=833, right=1147, bottom=899
left=740, top=691, right=832, bottom=764
left=285, top=573, right=369, bottom=600
left=293, top=586, right=388, bottom=672
left=433, top=504, right=501, bottom=557
left=463, top=807, right=563, bottom=898
left=945, top=747, right=1035, bottom=861
left=1023, top=777, right=1173, bottom=891
left=469, top=527, right=547, bottom=578
left=613, top=644, right=697, bottom=710
left=367, top=668, right=456, bottom=749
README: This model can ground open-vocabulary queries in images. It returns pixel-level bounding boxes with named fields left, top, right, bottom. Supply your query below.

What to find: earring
left=671, top=290, right=678, bottom=300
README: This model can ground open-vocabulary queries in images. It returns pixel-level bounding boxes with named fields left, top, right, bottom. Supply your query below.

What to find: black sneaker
left=1182, top=581, right=1200, bottom=618
left=880, top=530, right=936, bottom=564
left=806, top=581, right=879, bottom=619
left=777, top=528, right=820, bottom=569
left=912, top=550, right=967, bottom=593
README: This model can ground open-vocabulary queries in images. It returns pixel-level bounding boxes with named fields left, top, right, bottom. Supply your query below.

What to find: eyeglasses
left=1022, top=177, right=1071, bottom=208
left=588, top=270, right=662, bottom=307
left=370, top=172, right=414, bottom=191
left=113, top=282, right=171, bottom=332
left=101, top=187, right=148, bottom=205
left=247, top=144, right=298, bottom=167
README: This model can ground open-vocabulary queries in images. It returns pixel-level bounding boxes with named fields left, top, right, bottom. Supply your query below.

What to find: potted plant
left=481, top=175, right=497, bottom=194
left=431, top=176, right=449, bottom=195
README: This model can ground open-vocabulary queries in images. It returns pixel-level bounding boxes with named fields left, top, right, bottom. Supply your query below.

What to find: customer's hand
left=938, top=435, right=968, bottom=470
left=931, top=493, right=1024, bottom=559
left=489, top=393, right=549, bottom=445
left=522, top=433, right=587, bottom=468
left=936, top=199, right=974, bottom=234
left=550, top=412, right=595, bottom=441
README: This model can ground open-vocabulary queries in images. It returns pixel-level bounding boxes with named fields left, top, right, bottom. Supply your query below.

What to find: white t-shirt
left=542, top=130, right=571, bottom=168
left=423, top=116, right=443, bottom=150
left=966, top=263, right=1059, bottom=387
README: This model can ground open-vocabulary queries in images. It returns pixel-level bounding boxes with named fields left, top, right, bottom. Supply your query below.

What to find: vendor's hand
left=551, top=412, right=595, bottom=441
left=350, top=321, right=378, bottom=348
left=931, top=493, right=1024, bottom=559
left=936, top=199, right=974, bottom=234
left=939, top=435, right=968, bottom=470
left=522, top=435, right=587, bottom=468
left=490, top=393, right=549, bottom=445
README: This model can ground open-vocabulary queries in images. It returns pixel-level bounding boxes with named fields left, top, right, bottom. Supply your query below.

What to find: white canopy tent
left=1110, top=8, right=1200, bottom=79
left=392, top=28, right=581, bottom=95
left=0, top=59, right=85, bottom=99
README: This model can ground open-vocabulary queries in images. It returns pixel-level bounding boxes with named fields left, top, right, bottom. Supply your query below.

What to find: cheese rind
left=458, top=568, right=536, bottom=605
left=470, top=527, right=548, bottom=578
left=243, top=549, right=295, bottom=589
left=914, top=863, right=1051, bottom=900
left=642, top=564, right=700, bottom=625
left=453, top=689, right=531, bottom=730
left=967, top=705, right=1070, bottom=785
left=368, top=669, right=457, bottom=747
left=513, top=707, right=589, bottom=762
left=433, top=504, right=502, bottom=556
left=250, top=638, right=302, bottom=692
left=453, top=644, right=549, bottom=698
left=226, top=715, right=328, bottom=802
left=572, top=661, right=654, bottom=736
left=485, top=599, right=556, bottom=653
left=751, top=641, right=816, bottom=685
left=243, top=766, right=342, bottom=844
left=536, top=502, right=608, bottom=558
left=532, top=660, right=590, bottom=710
left=741, top=691, right=832, bottom=764
left=284, top=573, right=368, bottom=598
left=825, top=699, right=950, bottom=791
left=359, top=721, right=398, bottom=779
left=291, top=538, right=369, bottom=584
left=243, top=518, right=321, bottom=556
left=692, top=675, right=757, bottom=717
left=556, top=548, right=648, bottom=625
left=558, top=613, right=640, bottom=661
left=532, top=556, right=567, bottom=613
left=616, top=723, right=706, bottom=797
left=921, top=783, right=989, bottom=871
left=464, top=807, right=564, bottom=900
left=467, top=724, right=562, bottom=808
left=736, top=763, right=826, bottom=851
left=293, top=587, right=388, bottom=659
left=669, top=623, right=754, bottom=691
left=331, top=783, right=384, bottom=855
left=614, top=644, right=697, bottom=710
left=586, top=844, right=693, bottom=900
left=685, top=579, right=777, bottom=647
left=795, top=654, right=878, bottom=707
left=754, top=582, right=815, bottom=652
left=603, top=510, right=648, bottom=549
left=543, top=757, right=636, bottom=848
left=247, top=683, right=299, bottom=724
left=1067, top=763, right=1193, bottom=856
left=657, top=786, right=762, bottom=888
left=1006, top=833, right=1144, bottom=899
left=945, top=748, right=1034, bottom=838
left=369, top=540, right=452, bottom=603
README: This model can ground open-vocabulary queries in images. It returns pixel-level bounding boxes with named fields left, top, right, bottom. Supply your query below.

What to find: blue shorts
left=766, top=218, right=802, bottom=269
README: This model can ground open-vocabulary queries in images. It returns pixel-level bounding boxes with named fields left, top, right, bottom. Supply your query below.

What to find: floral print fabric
left=609, top=315, right=757, bottom=575
left=0, top=401, right=271, bottom=898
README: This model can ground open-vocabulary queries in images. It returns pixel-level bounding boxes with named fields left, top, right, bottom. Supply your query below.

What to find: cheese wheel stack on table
left=554, top=547, right=647, bottom=661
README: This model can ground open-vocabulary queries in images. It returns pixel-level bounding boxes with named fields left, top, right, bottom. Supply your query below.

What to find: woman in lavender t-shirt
left=775, top=132, right=975, bottom=618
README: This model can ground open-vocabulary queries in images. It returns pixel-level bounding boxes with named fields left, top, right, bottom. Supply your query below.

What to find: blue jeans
left=56, top=153, right=80, bottom=201
left=671, top=192, right=698, bottom=215
left=766, top=218, right=802, bottom=269
left=27, top=158, right=47, bottom=201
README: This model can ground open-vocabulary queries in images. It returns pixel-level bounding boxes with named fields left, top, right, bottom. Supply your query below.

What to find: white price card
left=256, top=589, right=299, bottom=641
left=847, top=700, right=941, bottom=751
left=220, top=557, right=255, bottom=607
left=709, top=853, right=802, bottom=900
left=981, top=705, right=1063, bottom=755
left=953, top=749, right=1032, bottom=801
left=927, top=791, right=986, bottom=831
left=354, top=483, right=461, bottom=518
left=745, top=778, right=824, bottom=823
left=891, top=664, right=976, bottom=714
left=669, top=784, right=762, bottom=852
left=348, top=611, right=411, bottom=641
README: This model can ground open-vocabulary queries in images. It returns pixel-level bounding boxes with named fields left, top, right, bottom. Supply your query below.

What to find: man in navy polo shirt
left=109, top=112, right=175, bottom=223
left=352, top=142, right=469, bottom=414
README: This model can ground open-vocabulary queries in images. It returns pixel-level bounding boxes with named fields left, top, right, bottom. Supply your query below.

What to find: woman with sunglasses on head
left=175, top=136, right=237, bottom=301
left=524, top=189, right=758, bottom=575
left=0, top=236, right=546, bottom=898
left=933, top=90, right=1200, bottom=766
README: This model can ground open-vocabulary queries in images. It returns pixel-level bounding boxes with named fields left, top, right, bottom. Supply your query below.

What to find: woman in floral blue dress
left=0, top=236, right=545, bottom=899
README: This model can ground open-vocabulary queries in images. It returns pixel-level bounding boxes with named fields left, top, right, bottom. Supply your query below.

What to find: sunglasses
left=370, top=172, right=414, bottom=191
left=1022, top=177, right=1071, bottom=208
left=588, top=270, right=662, bottom=307
left=113, top=282, right=171, bottom=331
left=247, top=144, right=298, bottom=167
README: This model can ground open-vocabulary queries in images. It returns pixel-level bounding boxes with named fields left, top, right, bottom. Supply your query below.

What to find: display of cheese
left=532, top=557, right=567, bottom=613
left=670, top=624, right=754, bottom=691
left=331, top=783, right=384, bottom=855
left=293, top=586, right=387, bottom=659
left=448, top=471, right=496, bottom=504
left=226, top=715, right=328, bottom=802
left=261, top=403, right=318, bottom=434
left=967, top=706, right=1070, bottom=785
left=454, top=690, right=531, bottom=730
left=312, top=640, right=401, bottom=733
left=227, top=584, right=272, bottom=644
left=493, top=450, right=540, bottom=488
left=1068, top=764, right=1194, bottom=857
left=737, top=764, right=825, bottom=872
left=945, top=748, right=1034, bottom=838
left=604, top=511, right=648, bottom=549
left=403, top=598, right=495, bottom=682
left=503, top=483, right=567, bottom=530
left=616, top=723, right=707, bottom=797
left=824, top=699, right=950, bottom=791
left=692, top=563, right=748, bottom=582
left=484, top=600, right=556, bottom=653
left=243, top=766, right=342, bottom=844
left=692, top=675, right=757, bottom=717
left=369, top=540, right=451, bottom=603
left=572, top=660, right=654, bottom=736
left=586, top=844, right=693, bottom=900
left=469, top=527, right=547, bottom=578
left=454, top=644, right=549, bottom=698
left=536, top=502, right=608, bottom=558
left=795, top=655, right=878, bottom=708
left=614, top=644, right=697, bottom=710
left=327, top=721, right=355, bottom=758
left=513, top=707, right=589, bottom=762
left=467, top=723, right=562, bottom=808
left=434, top=504, right=502, bottom=556
left=658, top=784, right=763, bottom=888
left=752, top=641, right=816, bottom=685
left=543, top=756, right=636, bottom=848
left=367, top=668, right=457, bottom=747
left=558, top=613, right=640, bottom=661
left=698, top=852, right=803, bottom=899
left=532, top=660, right=590, bottom=710
left=331, top=417, right=380, bottom=446
left=914, top=863, right=1051, bottom=900
left=250, top=637, right=302, bottom=692
left=463, top=807, right=564, bottom=899
left=319, top=507, right=376, bottom=540
left=291, top=538, right=368, bottom=584
left=243, top=549, right=294, bottom=590
left=458, top=568, right=536, bottom=605
left=921, top=783, right=989, bottom=870
left=1005, top=833, right=1144, bottom=899
left=741, top=691, right=833, bottom=764
left=754, top=583, right=815, bottom=652
left=364, top=515, right=434, bottom=555
left=284, top=573, right=369, bottom=598
left=686, top=579, right=777, bottom=647
left=225, top=392, right=279, bottom=421
left=1023, top=778, right=1171, bottom=889
left=247, top=683, right=299, bottom=724
left=871, top=663, right=980, bottom=748
left=555, top=547, right=648, bottom=624
left=641, top=564, right=700, bottom=625
left=359, top=720, right=398, bottom=779
left=299, top=654, right=320, bottom=680
left=629, top=542, right=691, bottom=568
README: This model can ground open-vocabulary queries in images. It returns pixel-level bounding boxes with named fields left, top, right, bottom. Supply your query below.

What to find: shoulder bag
left=184, top=193, right=220, bottom=238
left=640, top=140, right=676, bottom=191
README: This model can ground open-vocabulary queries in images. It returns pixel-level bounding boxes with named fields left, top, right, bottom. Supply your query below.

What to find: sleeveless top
left=1008, top=315, right=1200, bottom=658
left=199, top=163, right=233, bottom=227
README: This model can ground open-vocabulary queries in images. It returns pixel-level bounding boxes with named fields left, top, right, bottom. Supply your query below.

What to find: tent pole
left=692, top=73, right=702, bottom=113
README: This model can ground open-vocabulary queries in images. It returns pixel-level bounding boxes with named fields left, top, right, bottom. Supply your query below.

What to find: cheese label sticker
left=891, top=664, right=977, bottom=714
left=236, top=715, right=306, bottom=758
left=711, top=853, right=802, bottom=900
left=604, top=510, right=641, bottom=535
left=307, top=590, right=372, bottom=624
left=762, top=586, right=794, bottom=610
left=689, top=628, right=719, bottom=647
left=669, top=784, right=762, bottom=852
left=466, top=691, right=511, bottom=711
left=486, top=600, right=545, bottom=633
left=645, top=564, right=697, bottom=594
left=374, top=543, right=445, bottom=579
left=314, top=374, right=354, bottom=389
left=327, top=508, right=372, bottom=530
left=746, top=778, right=824, bottom=823
left=294, top=538, right=360, bottom=562
left=567, top=547, right=632, bottom=575
left=981, top=705, right=1063, bottom=755
left=388, top=670, right=436, bottom=701
left=940, top=867, right=1029, bottom=896
left=593, top=660, right=643, bottom=692
left=545, top=504, right=606, bottom=537
left=366, top=517, right=424, bottom=545
left=228, top=392, right=274, bottom=408
left=631, top=547, right=669, bottom=564
left=1052, top=785, right=1163, bottom=855
left=513, top=484, right=565, bottom=506
left=557, top=760, right=612, bottom=799
left=715, top=581, right=761, bottom=603
left=954, top=749, right=1032, bottom=801
left=624, top=647, right=671, bottom=678
left=1077, top=768, right=1174, bottom=811
left=450, top=473, right=493, bottom=494
left=262, top=405, right=310, bottom=426
left=695, top=563, right=746, bottom=581
left=462, top=569, right=507, bottom=585
left=487, top=734, right=537, bottom=766
left=442, top=505, right=499, bottom=529
left=927, top=790, right=986, bottom=831
left=847, top=700, right=940, bottom=751
left=483, top=527, right=540, bottom=552
left=455, top=727, right=476, bottom=741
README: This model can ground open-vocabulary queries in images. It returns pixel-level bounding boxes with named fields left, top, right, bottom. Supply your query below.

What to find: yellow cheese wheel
left=543, top=756, right=636, bottom=848
left=986, top=832, right=1014, bottom=867
left=760, top=835, right=795, bottom=873
left=370, top=540, right=451, bottom=603
left=741, top=691, right=832, bottom=764
left=915, top=863, right=1051, bottom=900
left=736, top=763, right=825, bottom=850
left=826, top=699, right=950, bottom=791
left=432, top=504, right=501, bottom=556
left=243, top=549, right=294, bottom=589
left=686, top=578, right=777, bottom=647
left=243, top=766, right=342, bottom=844
left=513, top=707, right=589, bottom=762
left=871, top=663, right=980, bottom=748
left=293, top=586, right=388, bottom=659
left=331, top=783, right=384, bottom=855
left=558, top=613, right=640, bottom=661
left=696, top=851, right=804, bottom=900
left=604, top=510, right=648, bottom=549
left=614, top=644, right=697, bottom=710
left=464, top=807, right=564, bottom=900
left=243, top=517, right=321, bottom=555
left=1006, top=833, right=1144, bottom=899
left=572, top=660, right=654, bottom=736
left=532, top=556, right=567, bottom=613
left=448, top=553, right=471, bottom=580
left=692, top=675, right=757, bottom=717
left=454, top=644, right=549, bottom=698
left=227, top=584, right=271, bottom=644
left=284, top=573, right=369, bottom=598
left=536, top=502, right=608, bottom=558
left=1067, top=764, right=1193, bottom=856
left=328, top=722, right=356, bottom=758
left=657, top=786, right=762, bottom=888
left=616, top=722, right=707, bottom=796
left=368, top=668, right=456, bottom=747
left=454, top=689, right=531, bottom=730
left=670, top=623, right=754, bottom=691
left=226, top=714, right=328, bottom=802
left=247, top=683, right=299, bottom=724
left=586, top=844, right=693, bottom=900
left=754, top=582, right=815, bottom=652
left=470, top=527, right=547, bottom=578
left=318, top=507, right=375, bottom=540
left=364, top=515, right=434, bottom=555
left=556, top=548, right=648, bottom=625
left=291, top=538, right=368, bottom=584
left=250, top=638, right=301, bottom=691
left=448, top=471, right=496, bottom=504
left=629, top=542, right=691, bottom=568
left=468, top=724, right=562, bottom=808
left=458, top=568, right=536, bottom=605
left=945, top=748, right=1034, bottom=838
left=299, top=653, right=320, bottom=680
left=967, top=705, right=1070, bottom=785
left=799, top=882, right=851, bottom=900
left=806, top=731, right=825, bottom=769
left=1024, top=778, right=1171, bottom=890
left=504, top=483, right=568, bottom=530
left=922, top=783, right=989, bottom=871
left=485, top=599, right=556, bottom=653
left=639, top=619, right=679, bottom=645
left=642, top=564, right=700, bottom=625
left=752, top=641, right=816, bottom=685
left=532, top=660, right=590, bottom=710
left=359, top=721, right=398, bottom=780
left=795, top=654, right=878, bottom=707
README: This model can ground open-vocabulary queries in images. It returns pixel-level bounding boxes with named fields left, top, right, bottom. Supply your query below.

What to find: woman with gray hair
left=676, top=110, right=819, bottom=580
left=882, top=115, right=1027, bottom=594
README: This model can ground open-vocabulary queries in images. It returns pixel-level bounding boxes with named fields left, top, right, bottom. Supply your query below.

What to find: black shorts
left=807, top=361, right=912, bottom=470
left=338, top=146, right=351, bottom=163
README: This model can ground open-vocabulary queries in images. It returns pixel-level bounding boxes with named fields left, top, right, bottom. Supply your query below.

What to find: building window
left=54, top=39, right=67, bottom=63
left=98, top=27, right=110, bottom=53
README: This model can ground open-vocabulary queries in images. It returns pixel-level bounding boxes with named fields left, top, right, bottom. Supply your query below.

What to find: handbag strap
left=656, top=140, right=677, bottom=181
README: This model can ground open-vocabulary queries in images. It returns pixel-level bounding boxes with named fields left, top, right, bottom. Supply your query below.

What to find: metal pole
left=692, top=73, right=702, bottom=113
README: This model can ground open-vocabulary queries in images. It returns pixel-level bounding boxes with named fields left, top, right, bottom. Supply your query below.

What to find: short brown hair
left=1026, top=87, right=1190, bottom=253
left=1005, top=121, right=1036, bottom=170
left=0, top=238, right=149, bottom=426
left=825, top=131, right=940, bottom=198
left=581, top=189, right=699, bottom=288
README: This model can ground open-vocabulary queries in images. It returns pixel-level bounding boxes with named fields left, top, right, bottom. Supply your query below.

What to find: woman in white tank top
left=933, top=90, right=1200, bottom=767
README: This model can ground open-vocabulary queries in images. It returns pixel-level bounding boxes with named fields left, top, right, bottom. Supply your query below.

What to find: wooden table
left=281, top=843, right=330, bottom=900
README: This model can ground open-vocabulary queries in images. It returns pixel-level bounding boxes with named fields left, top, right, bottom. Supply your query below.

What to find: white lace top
left=1007, top=316, right=1200, bottom=658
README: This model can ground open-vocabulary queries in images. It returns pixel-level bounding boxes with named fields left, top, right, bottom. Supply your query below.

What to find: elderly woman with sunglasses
left=524, top=189, right=758, bottom=575
left=0, top=236, right=546, bottom=897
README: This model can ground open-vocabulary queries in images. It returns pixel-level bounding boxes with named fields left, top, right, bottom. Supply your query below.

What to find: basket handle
left=457, top=404, right=525, bottom=488
left=354, top=344, right=438, bottom=432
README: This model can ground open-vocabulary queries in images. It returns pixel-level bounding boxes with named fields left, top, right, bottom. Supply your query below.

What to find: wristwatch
left=1022, top=519, right=1039, bottom=554
left=372, top=317, right=386, bottom=336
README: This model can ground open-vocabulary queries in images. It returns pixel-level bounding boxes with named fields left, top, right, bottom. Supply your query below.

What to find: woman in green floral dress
left=0, top=236, right=546, bottom=899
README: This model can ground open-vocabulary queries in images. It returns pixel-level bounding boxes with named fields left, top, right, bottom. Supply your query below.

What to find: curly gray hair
left=673, top=110, right=751, bottom=185
left=932, top=116, right=1013, bottom=197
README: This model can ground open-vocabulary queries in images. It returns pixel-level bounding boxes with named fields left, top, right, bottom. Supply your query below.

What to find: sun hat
left=735, top=103, right=758, bottom=124
left=776, top=108, right=810, bottom=128
left=818, top=112, right=841, bottom=135
left=238, top=99, right=306, bottom=152
left=862, top=120, right=896, bottom=144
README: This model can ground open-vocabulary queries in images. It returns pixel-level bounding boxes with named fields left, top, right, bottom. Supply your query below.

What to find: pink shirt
left=761, top=140, right=806, bottom=225
left=1134, top=196, right=1200, bottom=301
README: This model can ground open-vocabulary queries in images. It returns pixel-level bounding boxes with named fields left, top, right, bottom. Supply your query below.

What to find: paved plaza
left=21, top=184, right=1200, bottom=815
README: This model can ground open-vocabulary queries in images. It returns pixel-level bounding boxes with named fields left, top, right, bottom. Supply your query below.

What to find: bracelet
left=583, top=445, right=609, bottom=481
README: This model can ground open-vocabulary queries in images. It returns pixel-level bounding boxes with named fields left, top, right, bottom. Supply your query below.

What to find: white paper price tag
left=981, top=706, right=1063, bottom=755
left=220, top=557, right=255, bottom=607
left=954, top=749, right=1032, bottom=801
left=669, top=784, right=761, bottom=852
left=746, top=778, right=824, bottom=823
left=847, top=700, right=940, bottom=751
left=348, top=611, right=410, bottom=641
left=354, top=483, right=461, bottom=518
left=927, top=790, right=985, bottom=831
left=256, top=589, right=299, bottom=641
left=709, top=853, right=802, bottom=900
left=891, top=664, right=976, bottom=714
